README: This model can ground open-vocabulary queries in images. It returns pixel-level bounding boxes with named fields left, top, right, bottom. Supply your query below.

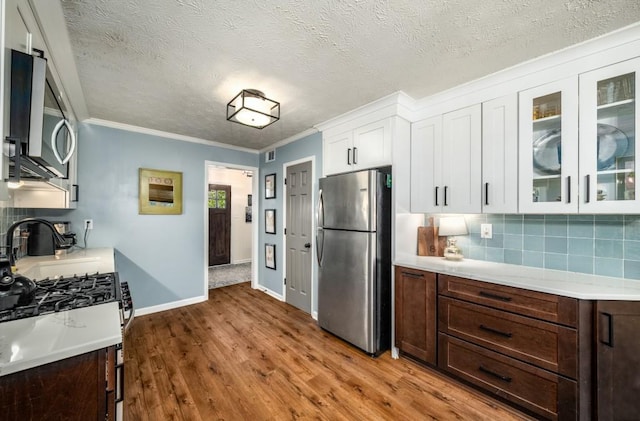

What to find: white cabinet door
left=353, top=118, right=391, bottom=170
left=482, top=94, right=518, bottom=213
left=442, top=104, right=482, bottom=214
left=579, top=57, right=640, bottom=213
left=519, top=77, right=579, bottom=213
left=323, top=130, right=353, bottom=175
left=410, top=116, right=442, bottom=213
left=323, top=118, right=393, bottom=176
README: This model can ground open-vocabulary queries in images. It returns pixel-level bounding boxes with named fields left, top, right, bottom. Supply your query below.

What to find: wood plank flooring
left=125, top=282, right=533, bottom=420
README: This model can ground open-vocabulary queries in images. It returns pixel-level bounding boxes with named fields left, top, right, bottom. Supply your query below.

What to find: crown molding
left=84, top=118, right=259, bottom=154
left=258, top=128, right=319, bottom=154
left=315, top=91, right=415, bottom=133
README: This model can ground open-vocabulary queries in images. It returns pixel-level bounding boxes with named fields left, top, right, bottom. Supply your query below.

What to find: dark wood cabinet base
left=0, top=348, right=115, bottom=421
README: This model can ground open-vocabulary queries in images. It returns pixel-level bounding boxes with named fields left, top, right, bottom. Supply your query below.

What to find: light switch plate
left=481, top=223, right=492, bottom=239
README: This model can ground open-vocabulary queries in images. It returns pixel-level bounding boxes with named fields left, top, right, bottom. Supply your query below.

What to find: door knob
left=304, top=243, right=311, bottom=248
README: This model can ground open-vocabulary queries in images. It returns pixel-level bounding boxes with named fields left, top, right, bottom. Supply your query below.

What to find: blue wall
left=445, top=213, right=640, bottom=280
left=40, top=123, right=258, bottom=310
left=257, top=132, right=322, bottom=312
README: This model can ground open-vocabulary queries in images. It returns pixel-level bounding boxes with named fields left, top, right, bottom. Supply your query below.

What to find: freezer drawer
left=318, top=229, right=376, bottom=353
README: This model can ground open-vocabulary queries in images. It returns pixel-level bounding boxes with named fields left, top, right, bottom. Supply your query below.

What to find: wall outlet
left=84, top=219, right=93, bottom=230
left=481, top=223, right=492, bottom=239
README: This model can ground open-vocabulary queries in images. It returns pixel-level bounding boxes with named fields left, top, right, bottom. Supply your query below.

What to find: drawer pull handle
left=401, top=271, right=424, bottom=279
left=479, top=291, right=512, bottom=302
left=479, top=365, right=512, bottom=383
left=480, top=324, right=513, bottom=338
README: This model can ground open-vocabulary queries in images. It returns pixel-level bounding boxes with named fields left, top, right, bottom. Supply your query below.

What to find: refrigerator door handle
left=316, top=189, right=324, bottom=265
left=316, top=228, right=324, bottom=266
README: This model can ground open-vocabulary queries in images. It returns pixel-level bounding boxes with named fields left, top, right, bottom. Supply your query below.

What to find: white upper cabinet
left=579, top=57, right=640, bottom=213
left=482, top=94, right=518, bottom=213
left=323, top=130, right=353, bottom=175
left=410, top=116, right=442, bottom=213
left=411, top=104, right=481, bottom=214
left=518, top=77, right=579, bottom=213
left=323, top=118, right=392, bottom=175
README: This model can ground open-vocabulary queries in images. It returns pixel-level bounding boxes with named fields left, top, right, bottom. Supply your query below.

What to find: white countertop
left=395, top=253, right=640, bottom=300
left=0, top=248, right=120, bottom=376
left=15, top=247, right=115, bottom=280
left=0, top=302, right=122, bottom=376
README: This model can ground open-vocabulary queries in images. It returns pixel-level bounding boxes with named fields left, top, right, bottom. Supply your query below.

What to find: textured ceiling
left=60, top=0, right=640, bottom=150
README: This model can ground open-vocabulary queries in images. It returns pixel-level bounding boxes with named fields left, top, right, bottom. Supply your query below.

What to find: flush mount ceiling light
left=226, top=89, right=280, bottom=129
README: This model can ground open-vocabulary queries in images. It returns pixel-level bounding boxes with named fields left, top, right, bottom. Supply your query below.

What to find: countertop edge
left=0, top=302, right=123, bottom=377
left=394, top=254, right=640, bottom=300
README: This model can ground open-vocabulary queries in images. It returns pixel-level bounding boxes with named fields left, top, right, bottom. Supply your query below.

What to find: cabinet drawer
left=439, top=297, right=577, bottom=378
left=438, top=275, right=578, bottom=327
left=439, top=334, right=577, bottom=421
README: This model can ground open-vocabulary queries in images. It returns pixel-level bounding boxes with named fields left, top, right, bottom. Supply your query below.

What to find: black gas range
left=0, top=272, right=133, bottom=328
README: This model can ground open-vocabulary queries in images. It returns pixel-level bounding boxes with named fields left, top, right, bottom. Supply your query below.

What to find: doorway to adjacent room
left=205, top=164, right=258, bottom=293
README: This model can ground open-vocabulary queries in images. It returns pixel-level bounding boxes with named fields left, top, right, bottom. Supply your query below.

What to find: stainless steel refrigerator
left=316, top=168, right=391, bottom=355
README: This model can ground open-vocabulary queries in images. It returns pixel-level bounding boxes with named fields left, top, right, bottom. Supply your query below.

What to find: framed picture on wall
left=265, top=243, right=276, bottom=270
left=139, top=168, right=183, bottom=215
left=265, top=173, right=276, bottom=199
left=265, top=209, right=276, bottom=234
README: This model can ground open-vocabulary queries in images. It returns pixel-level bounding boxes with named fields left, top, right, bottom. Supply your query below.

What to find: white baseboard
left=256, top=285, right=284, bottom=301
left=232, top=258, right=252, bottom=264
left=135, top=295, right=207, bottom=316
left=312, top=311, right=318, bottom=320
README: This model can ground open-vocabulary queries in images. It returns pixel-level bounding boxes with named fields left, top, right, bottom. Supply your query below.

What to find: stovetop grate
left=0, top=272, right=120, bottom=323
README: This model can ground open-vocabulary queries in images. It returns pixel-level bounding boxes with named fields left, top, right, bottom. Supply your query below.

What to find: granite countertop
left=0, top=248, right=120, bottom=377
left=395, top=253, right=640, bottom=300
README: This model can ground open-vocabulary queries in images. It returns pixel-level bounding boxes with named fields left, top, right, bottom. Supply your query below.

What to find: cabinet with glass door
left=579, top=58, right=639, bottom=213
left=519, top=77, right=579, bottom=213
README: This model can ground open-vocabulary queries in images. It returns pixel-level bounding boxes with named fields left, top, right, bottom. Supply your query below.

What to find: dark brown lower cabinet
left=394, top=267, right=437, bottom=364
left=0, top=346, right=116, bottom=421
left=439, top=333, right=577, bottom=421
left=595, top=301, right=640, bottom=420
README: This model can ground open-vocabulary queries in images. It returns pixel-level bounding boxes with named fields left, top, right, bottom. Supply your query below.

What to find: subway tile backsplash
left=439, top=214, right=640, bottom=280
left=0, top=206, right=35, bottom=256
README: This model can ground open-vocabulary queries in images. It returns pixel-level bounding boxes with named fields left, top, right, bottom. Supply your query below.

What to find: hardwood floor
left=125, top=282, right=533, bottom=420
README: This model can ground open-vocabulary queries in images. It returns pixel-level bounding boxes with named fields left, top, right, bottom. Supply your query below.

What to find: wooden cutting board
left=418, top=218, right=446, bottom=257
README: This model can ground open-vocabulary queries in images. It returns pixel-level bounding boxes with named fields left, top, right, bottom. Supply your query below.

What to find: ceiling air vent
left=265, top=150, right=276, bottom=163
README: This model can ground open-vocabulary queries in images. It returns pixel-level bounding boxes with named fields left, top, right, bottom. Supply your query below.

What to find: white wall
left=208, top=167, right=253, bottom=264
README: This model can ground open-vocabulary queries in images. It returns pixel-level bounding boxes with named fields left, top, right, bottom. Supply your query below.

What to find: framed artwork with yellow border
left=139, top=168, right=183, bottom=215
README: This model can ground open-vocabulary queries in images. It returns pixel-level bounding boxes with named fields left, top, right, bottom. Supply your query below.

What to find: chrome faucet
left=4, top=218, right=74, bottom=266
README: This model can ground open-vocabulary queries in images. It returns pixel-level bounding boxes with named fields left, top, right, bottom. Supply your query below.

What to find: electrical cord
left=83, top=220, right=90, bottom=249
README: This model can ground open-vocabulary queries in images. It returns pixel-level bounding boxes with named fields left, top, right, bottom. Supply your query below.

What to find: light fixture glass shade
left=227, top=89, right=280, bottom=129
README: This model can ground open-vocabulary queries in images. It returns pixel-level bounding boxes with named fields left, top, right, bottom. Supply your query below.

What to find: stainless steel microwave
left=8, top=49, right=76, bottom=181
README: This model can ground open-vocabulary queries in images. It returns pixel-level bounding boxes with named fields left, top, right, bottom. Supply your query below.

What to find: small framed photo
left=247, top=194, right=252, bottom=206
left=265, top=209, right=276, bottom=234
left=265, top=173, right=276, bottom=199
left=265, top=243, right=276, bottom=270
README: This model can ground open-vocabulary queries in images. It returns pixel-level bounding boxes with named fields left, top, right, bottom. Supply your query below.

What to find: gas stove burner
left=0, top=272, right=121, bottom=323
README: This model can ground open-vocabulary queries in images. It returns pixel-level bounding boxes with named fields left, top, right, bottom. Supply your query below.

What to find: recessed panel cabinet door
left=519, top=77, right=579, bottom=213
left=579, top=57, right=640, bottom=213
left=394, top=267, right=436, bottom=365
left=482, top=94, right=518, bottom=213
left=595, top=301, right=640, bottom=420
left=410, top=116, right=442, bottom=213
left=352, top=118, right=392, bottom=170
left=323, top=130, right=353, bottom=175
left=442, top=104, right=482, bottom=214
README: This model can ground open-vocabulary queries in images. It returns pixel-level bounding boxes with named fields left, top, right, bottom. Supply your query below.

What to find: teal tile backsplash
left=438, top=214, right=640, bottom=280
